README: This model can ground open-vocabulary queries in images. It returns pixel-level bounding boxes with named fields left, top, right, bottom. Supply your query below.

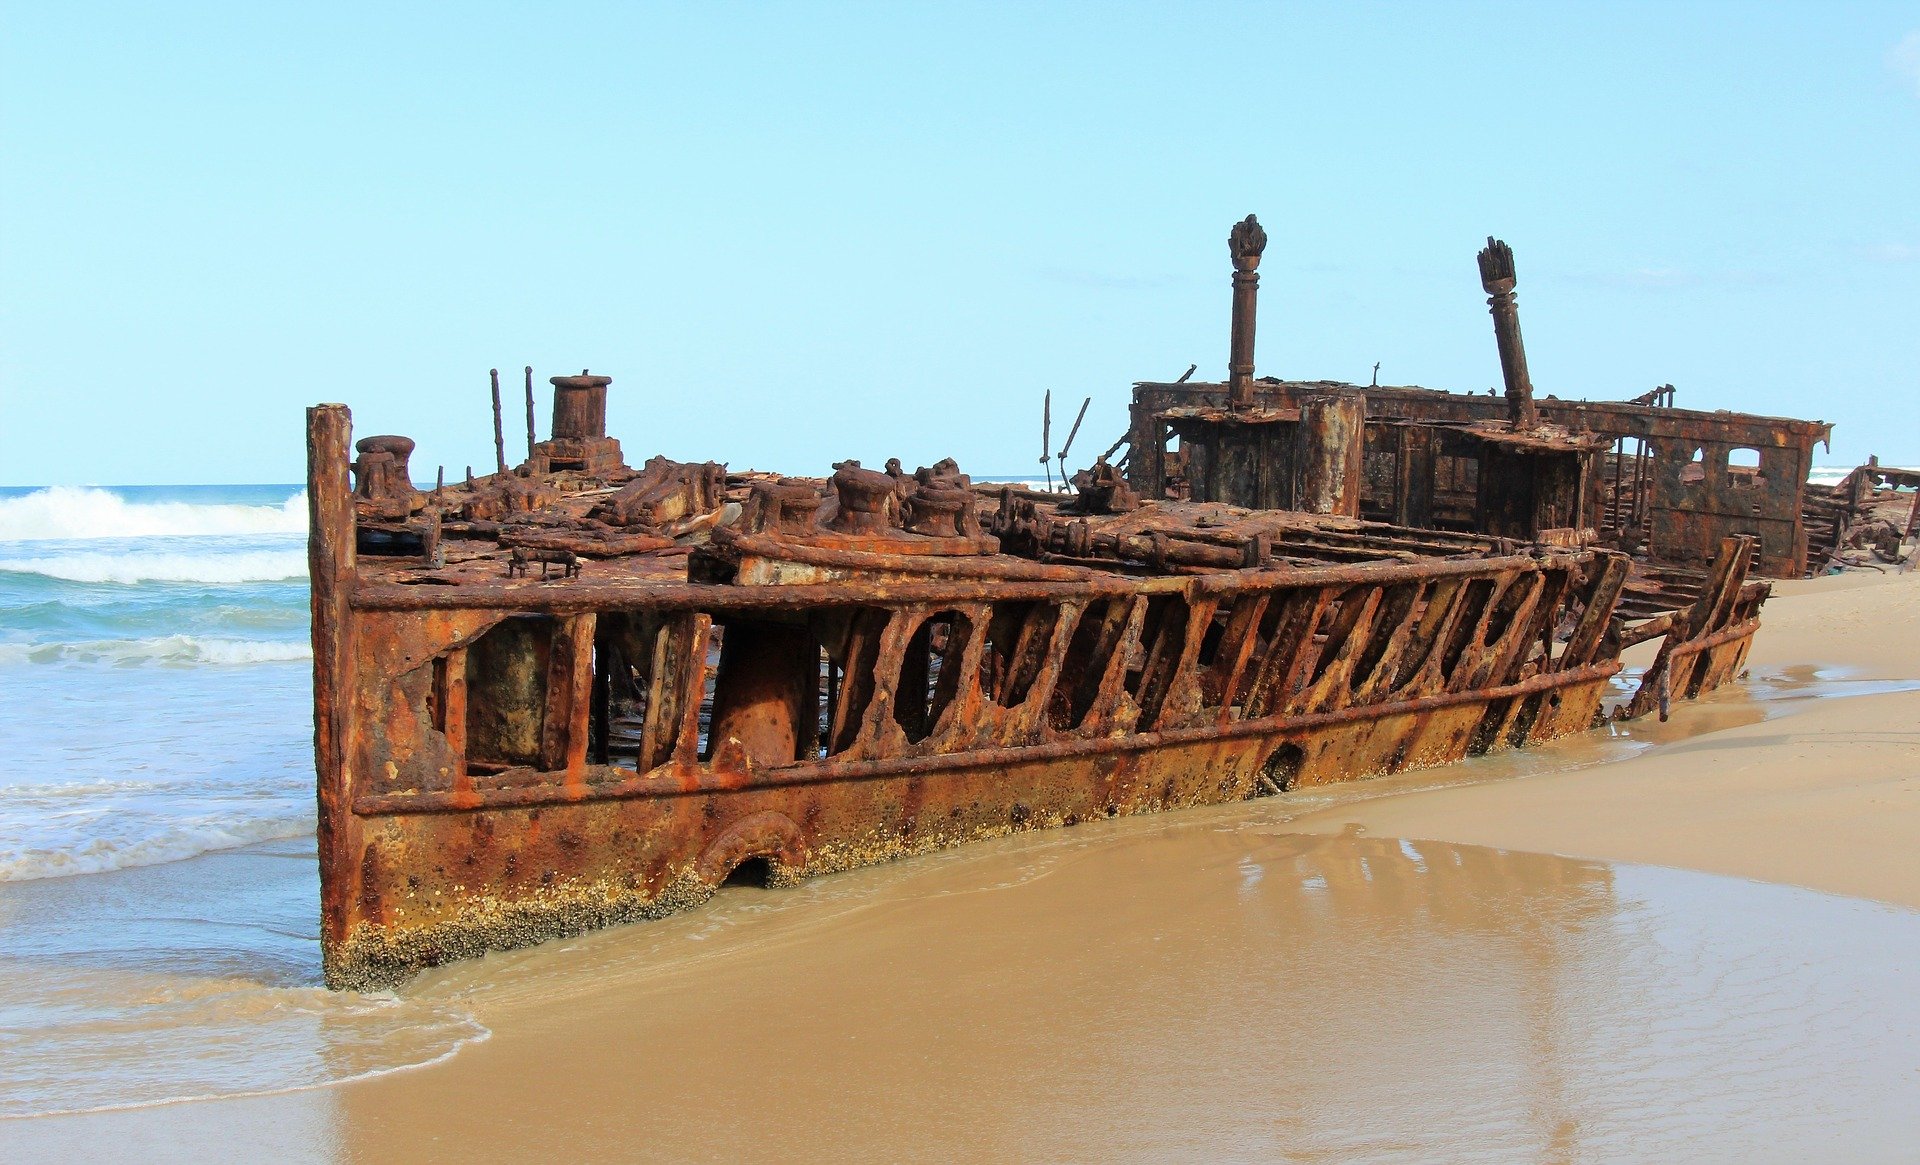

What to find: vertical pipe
left=1610, top=438, right=1624, bottom=531
left=563, top=614, right=597, bottom=785
left=591, top=627, right=612, bottom=767
left=1631, top=437, right=1648, bottom=533
left=490, top=368, right=507, bottom=474
left=421, top=504, right=443, bottom=568
left=306, top=403, right=356, bottom=985
left=524, top=365, right=537, bottom=460
left=439, top=641, right=468, bottom=798
left=710, top=623, right=818, bottom=768
left=1227, top=214, right=1267, bottom=410
left=1476, top=238, right=1538, bottom=431
left=823, top=657, right=840, bottom=759
left=441, top=646, right=470, bottom=797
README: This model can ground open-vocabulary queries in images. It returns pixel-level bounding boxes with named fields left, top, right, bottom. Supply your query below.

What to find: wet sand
left=6, top=570, right=1920, bottom=1162
left=1290, top=570, right=1920, bottom=907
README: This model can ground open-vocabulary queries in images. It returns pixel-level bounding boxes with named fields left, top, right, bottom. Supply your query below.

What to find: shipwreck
left=308, top=219, right=1819, bottom=989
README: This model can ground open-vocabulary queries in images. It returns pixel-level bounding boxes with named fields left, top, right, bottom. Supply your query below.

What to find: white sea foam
left=0, top=811, right=311, bottom=881
left=0, top=548, right=308, bottom=584
left=1804, top=465, right=1920, bottom=486
left=0, top=635, right=311, bottom=666
left=3, top=1007, right=492, bottom=1119
left=0, top=486, right=307, bottom=542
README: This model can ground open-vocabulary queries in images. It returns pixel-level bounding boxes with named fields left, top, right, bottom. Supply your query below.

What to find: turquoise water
left=0, top=486, right=315, bottom=880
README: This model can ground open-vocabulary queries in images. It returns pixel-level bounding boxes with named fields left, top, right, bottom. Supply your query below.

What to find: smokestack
left=1477, top=237, right=1538, bottom=431
left=1227, top=214, right=1267, bottom=410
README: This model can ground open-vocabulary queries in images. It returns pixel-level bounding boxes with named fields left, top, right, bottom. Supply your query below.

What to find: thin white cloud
left=1860, top=242, right=1920, bottom=263
left=1617, top=267, right=1700, bottom=289
left=1565, top=267, right=1702, bottom=290
left=1558, top=265, right=1786, bottom=290
left=1890, top=30, right=1920, bottom=95
left=1039, top=267, right=1192, bottom=291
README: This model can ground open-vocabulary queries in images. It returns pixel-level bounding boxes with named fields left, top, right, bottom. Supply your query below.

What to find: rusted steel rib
left=350, top=661, right=1618, bottom=817
left=1626, top=536, right=1761, bottom=721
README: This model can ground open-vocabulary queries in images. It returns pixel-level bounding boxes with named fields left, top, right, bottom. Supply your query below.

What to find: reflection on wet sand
left=0, top=839, right=485, bottom=1119
left=7, top=667, right=1920, bottom=1162
left=304, top=818, right=1920, bottom=1164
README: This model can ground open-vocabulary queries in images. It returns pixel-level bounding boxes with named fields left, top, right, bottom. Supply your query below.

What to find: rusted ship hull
left=319, top=531, right=1618, bottom=984
left=307, top=220, right=1794, bottom=989
left=326, top=685, right=1612, bottom=990
left=313, top=407, right=1774, bottom=988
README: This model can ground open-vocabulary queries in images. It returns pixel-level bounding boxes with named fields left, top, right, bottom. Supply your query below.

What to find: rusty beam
left=306, top=403, right=357, bottom=965
left=1227, top=214, right=1266, bottom=410
left=1476, top=237, right=1537, bottom=431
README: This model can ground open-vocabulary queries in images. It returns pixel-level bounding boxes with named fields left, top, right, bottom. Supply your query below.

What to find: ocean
left=0, top=485, right=315, bottom=884
left=0, top=485, right=499, bottom=1118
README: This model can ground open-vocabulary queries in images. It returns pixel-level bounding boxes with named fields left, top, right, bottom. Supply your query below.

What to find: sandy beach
left=5, top=569, right=1919, bottom=1163
left=1290, top=571, right=1920, bottom=907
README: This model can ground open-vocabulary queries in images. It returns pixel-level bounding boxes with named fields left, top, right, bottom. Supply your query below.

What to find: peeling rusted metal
left=1804, top=457, right=1920, bottom=571
left=309, top=217, right=1801, bottom=990
left=1127, top=235, right=1832, bottom=577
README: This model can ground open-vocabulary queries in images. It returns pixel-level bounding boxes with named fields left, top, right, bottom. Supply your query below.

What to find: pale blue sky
left=3, top=2, right=1916, bottom=484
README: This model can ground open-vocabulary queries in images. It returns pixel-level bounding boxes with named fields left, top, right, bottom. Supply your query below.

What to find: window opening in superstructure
left=1680, top=446, right=1707, bottom=484
left=1127, top=594, right=1190, bottom=730
left=1728, top=447, right=1768, bottom=492
left=591, top=614, right=656, bottom=772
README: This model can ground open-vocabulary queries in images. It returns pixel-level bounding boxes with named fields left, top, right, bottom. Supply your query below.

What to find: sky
left=2, top=2, right=1917, bottom=485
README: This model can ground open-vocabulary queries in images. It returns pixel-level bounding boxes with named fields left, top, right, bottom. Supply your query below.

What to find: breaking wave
left=0, top=635, right=311, bottom=668
left=0, top=549, right=308, bottom=584
left=0, top=805, right=311, bottom=882
left=0, top=485, right=307, bottom=542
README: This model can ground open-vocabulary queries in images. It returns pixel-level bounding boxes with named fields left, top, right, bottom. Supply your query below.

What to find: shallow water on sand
left=13, top=815, right=1919, bottom=1162
left=0, top=837, right=486, bottom=1118
left=372, top=819, right=1920, bottom=1164
left=5, top=670, right=1920, bottom=1158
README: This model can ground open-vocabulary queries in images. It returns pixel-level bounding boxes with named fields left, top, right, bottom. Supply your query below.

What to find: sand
left=6, top=568, right=1920, bottom=1162
left=1289, top=569, right=1920, bottom=907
